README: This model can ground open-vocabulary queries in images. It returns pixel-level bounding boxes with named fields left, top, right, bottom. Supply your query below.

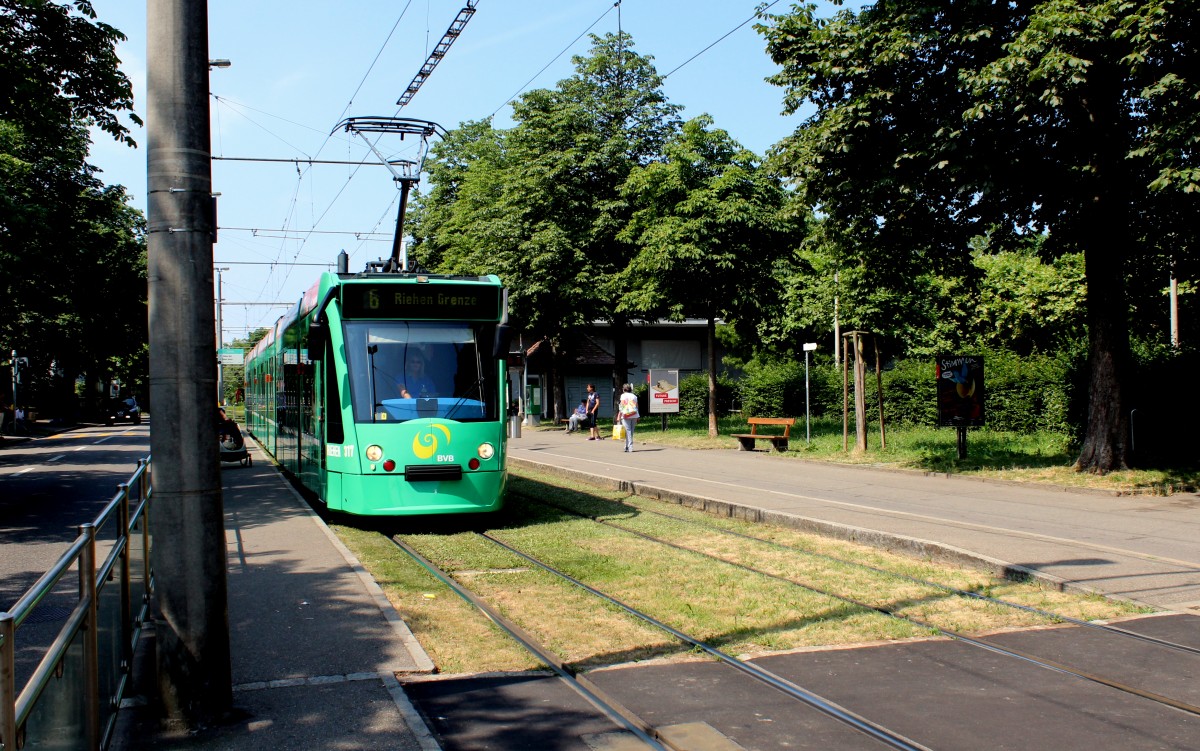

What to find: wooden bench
left=730, top=417, right=796, bottom=452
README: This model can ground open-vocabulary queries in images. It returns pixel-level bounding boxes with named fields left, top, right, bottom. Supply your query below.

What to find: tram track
left=389, top=532, right=933, bottom=751
left=369, top=480, right=1199, bottom=749
left=524, top=496, right=1200, bottom=718
left=547, top=496, right=1200, bottom=658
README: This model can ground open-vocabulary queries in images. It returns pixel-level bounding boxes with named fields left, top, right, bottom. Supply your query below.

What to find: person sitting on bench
left=566, top=400, right=587, bottom=433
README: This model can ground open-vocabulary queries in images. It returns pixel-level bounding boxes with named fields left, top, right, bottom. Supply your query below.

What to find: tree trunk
left=1075, top=238, right=1132, bottom=473
left=707, top=315, right=718, bottom=437
left=611, top=318, right=629, bottom=412
left=1073, top=67, right=1133, bottom=474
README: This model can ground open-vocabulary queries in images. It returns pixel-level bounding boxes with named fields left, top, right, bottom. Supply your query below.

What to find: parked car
left=106, top=397, right=141, bottom=425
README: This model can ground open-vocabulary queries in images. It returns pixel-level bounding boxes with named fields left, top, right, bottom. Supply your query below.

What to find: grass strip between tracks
left=330, top=466, right=1150, bottom=676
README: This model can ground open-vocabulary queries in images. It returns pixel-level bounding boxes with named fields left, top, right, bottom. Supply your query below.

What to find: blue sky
left=87, top=0, right=854, bottom=342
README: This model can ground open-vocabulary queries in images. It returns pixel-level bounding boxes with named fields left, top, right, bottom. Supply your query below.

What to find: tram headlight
left=476, top=442, right=495, bottom=460
left=365, top=444, right=384, bottom=462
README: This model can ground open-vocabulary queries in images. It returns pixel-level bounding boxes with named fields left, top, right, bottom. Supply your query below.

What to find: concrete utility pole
left=147, top=0, right=232, bottom=727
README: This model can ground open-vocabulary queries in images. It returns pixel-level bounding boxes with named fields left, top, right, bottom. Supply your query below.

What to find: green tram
left=244, top=260, right=511, bottom=516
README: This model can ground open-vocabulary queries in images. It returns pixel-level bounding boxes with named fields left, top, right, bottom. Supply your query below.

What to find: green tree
left=619, top=115, right=797, bottom=434
left=2, top=0, right=144, bottom=417
left=416, top=33, right=681, bottom=417
left=762, top=0, right=1199, bottom=472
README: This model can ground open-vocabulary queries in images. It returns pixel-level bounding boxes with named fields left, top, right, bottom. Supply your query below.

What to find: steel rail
left=586, top=498, right=1200, bottom=657
left=478, top=532, right=933, bottom=751
left=578, top=511, right=1200, bottom=718
left=388, top=536, right=671, bottom=751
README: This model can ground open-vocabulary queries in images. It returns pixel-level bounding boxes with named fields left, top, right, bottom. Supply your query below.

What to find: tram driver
left=396, top=352, right=437, bottom=399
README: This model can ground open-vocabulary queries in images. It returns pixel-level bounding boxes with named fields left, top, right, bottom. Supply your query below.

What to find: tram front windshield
left=343, top=321, right=497, bottom=423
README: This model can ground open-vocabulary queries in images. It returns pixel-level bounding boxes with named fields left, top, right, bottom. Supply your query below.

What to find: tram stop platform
left=109, top=445, right=438, bottom=751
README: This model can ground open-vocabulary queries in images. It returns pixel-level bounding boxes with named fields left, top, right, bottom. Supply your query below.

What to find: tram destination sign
left=341, top=283, right=500, bottom=320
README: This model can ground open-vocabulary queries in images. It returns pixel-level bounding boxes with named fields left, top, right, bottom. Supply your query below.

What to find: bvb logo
left=412, top=423, right=451, bottom=459
left=366, top=289, right=380, bottom=310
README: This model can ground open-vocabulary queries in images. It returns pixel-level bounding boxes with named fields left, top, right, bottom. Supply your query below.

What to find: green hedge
left=735, top=348, right=1077, bottom=434
left=677, top=372, right=737, bottom=419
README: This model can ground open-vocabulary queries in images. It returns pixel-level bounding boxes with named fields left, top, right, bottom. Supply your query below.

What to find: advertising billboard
left=936, top=355, right=985, bottom=427
left=647, top=369, right=680, bottom=414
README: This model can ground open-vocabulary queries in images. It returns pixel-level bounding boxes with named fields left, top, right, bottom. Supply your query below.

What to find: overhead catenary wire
left=218, top=226, right=391, bottom=238
left=489, top=1, right=622, bottom=119
left=211, top=2, right=419, bottom=318
left=214, top=260, right=349, bottom=266
left=214, top=0, right=790, bottom=336
left=661, top=0, right=786, bottom=80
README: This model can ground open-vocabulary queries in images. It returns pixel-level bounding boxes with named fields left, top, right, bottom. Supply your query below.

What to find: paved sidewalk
left=509, top=426, right=1200, bottom=612
left=111, top=443, right=438, bottom=751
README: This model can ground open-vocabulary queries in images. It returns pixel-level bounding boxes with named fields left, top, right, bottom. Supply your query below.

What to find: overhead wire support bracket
left=396, top=1, right=479, bottom=108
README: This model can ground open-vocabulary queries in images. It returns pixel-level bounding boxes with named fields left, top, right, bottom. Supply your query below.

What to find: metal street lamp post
left=803, top=342, right=817, bottom=444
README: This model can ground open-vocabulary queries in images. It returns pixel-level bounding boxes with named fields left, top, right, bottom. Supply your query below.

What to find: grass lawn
left=577, top=414, right=1199, bottom=495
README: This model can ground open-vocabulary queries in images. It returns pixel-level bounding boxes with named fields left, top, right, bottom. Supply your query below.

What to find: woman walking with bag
left=617, top=383, right=639, bottom=452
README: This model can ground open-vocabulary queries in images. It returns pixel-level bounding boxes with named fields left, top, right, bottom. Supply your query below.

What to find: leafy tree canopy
left=760, top=0, right=1199, bottom=471
left=1, top=0, right=145, bottom=415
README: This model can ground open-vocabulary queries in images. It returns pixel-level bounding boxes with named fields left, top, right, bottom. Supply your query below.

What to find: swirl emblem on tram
left=413, top=423, right=452, bottom=460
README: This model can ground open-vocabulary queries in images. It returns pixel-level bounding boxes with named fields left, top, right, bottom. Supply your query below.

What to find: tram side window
left=325, top=336, right=344, bottom=443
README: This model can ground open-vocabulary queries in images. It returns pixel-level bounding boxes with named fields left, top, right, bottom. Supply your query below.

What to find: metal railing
left=1, top=457, right=153, bottom=751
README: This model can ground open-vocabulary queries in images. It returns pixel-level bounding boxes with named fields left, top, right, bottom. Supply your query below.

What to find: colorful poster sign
left=936, top=355, right=985, bottom=426
left=647, top=369, right=680, bottom=414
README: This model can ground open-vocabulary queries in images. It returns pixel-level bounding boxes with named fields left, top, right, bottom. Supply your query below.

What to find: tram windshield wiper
left=444, top=379, right=486, bottom=420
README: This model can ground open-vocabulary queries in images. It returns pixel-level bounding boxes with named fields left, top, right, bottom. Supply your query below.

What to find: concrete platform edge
left=254, top=445, right=445, bottom=749
left=255, top=440, right=438, bottom=676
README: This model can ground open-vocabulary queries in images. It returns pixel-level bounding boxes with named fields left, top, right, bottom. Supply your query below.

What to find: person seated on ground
left=217, top=407, right=243, bottom=449
left=396, top=354, right=437, bottom=398
left=567, top=400, right=587, bottom=433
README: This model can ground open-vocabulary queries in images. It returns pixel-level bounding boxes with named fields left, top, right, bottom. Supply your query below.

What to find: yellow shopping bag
left=612, top=423, right=626, bottom=440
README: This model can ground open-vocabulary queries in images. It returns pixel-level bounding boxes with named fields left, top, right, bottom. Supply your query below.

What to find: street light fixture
left=803, top=343, right=818, bottom=444
left=208, top=59, right=231, bottom=69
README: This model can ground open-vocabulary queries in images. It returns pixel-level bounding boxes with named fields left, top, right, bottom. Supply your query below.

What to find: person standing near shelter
left=617, top=383, right=640, bottom=452
left=585, top=383, right=601, bottom=440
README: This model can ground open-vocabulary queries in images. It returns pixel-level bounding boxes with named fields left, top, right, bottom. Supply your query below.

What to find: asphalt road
left=0, top=421, right=151, bottom=689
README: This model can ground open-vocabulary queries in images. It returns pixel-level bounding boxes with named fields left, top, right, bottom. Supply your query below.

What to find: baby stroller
left=219, top=418, right=251, bottom=467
